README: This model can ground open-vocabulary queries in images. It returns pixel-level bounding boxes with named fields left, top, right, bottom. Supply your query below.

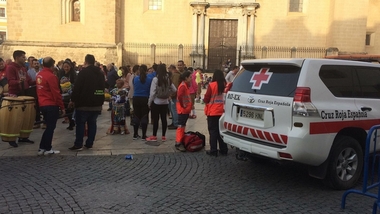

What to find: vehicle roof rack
left=325, top=54, right=380, bottom=63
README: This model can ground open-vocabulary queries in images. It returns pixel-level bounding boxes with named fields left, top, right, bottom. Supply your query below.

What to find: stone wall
left=122, top=0, right=193, bottom=44
left=7, top=0, right=117, bottom=44
left=365, top=0, right=380, bottom=54
left=3, top=0, right=380, bottom=66
left=254, top=0, right=330, bottom=47
left=0, top=41, right=117, bottom=65
left=327, top=0, right=368, bottom=52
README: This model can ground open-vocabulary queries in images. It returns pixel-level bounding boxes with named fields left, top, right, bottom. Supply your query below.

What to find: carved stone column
left=198, top=10, right=205, bottom=55
left=247, top=9, right=255, bottom=50
left=192, top=8, right=198, bottom=54
left=242, top=3, right=259, bottom=59
left=190, top=2, right=209, bottom=68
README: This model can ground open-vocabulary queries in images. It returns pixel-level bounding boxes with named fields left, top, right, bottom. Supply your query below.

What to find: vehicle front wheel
left=324, top=136, right=363, bottom=190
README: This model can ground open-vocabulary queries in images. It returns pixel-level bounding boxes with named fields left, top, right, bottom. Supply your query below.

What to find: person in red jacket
left=5, top=50, right=36, bottom=147
left=175, top=71, right=192, bottom=152
left=203, top=69, right=228, bottom=156
left=6, top=50, right=35, bottom=97
left=36, top=57, right=65, bottom=155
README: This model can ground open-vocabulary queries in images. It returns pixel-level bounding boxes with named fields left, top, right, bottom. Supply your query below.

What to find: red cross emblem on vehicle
left=249, top=68, right=273, bottom=89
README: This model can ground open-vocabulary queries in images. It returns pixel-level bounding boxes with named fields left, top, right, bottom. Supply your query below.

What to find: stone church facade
left=1, top=0, right=379, bottom=70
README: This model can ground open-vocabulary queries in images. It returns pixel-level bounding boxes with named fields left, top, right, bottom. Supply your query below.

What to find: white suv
left=219, top=58, right=380, bottom=189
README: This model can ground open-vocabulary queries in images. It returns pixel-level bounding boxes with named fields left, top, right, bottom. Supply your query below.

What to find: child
left=175, top=71, right=192, bottom=152
left=107, top=79, right=130, bottom=135
left=60, top=76, right=75, bottom=130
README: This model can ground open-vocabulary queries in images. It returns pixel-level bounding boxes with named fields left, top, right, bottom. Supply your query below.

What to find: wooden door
left=208, top=19, right=238, bottom=71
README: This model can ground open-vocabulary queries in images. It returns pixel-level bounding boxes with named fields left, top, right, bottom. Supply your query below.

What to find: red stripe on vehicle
left=226, top=122, right=288, bottom=145
left=224, top=122, right=227, bottom=129
left=256, top=130, right=265, bottom=140
left=310, top=119, right=380, bottom=134
left=264, top=132, right=274, bottom=142
left=249, top=128, right=258, bottom=138
left=280, top=135, right=288, bottom=144
left=243, top=127, right=248, bottom=135
left=237, top=126, right=243, bottom=134
left=272, top=133, right=282, bottom=144
left=232, top=124, right=237, bottom=132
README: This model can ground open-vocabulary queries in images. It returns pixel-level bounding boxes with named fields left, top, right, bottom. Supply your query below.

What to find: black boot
left=8, top=141, right=18, bottom=147
left=18, top=138, right=34, bottom=144
left=206, top=150, right=218, bottom=157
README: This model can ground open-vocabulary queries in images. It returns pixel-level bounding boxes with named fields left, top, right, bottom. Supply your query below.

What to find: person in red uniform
left=175, top=71, right=192, bottom=152
left=6, top=50, right=36, bottom=147
left=203, top=69, right=228, bottom=156
left=36, top=57, right=65, bottom=155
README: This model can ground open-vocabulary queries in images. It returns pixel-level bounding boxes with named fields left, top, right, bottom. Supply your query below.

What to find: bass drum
left=17, top=96, right=36, bottom=138
left=0, top=97, right=24, bottom=142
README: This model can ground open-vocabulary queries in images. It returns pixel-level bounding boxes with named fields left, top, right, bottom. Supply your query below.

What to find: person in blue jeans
left=68, top=54, right=105, bottom=150
left=169, top=98, right=178, bottom=127
left=36, top=57, right=65, bottom=155
left=36, top=57, right=66, bottom=155
left=167, top=62, right=184, bottom=129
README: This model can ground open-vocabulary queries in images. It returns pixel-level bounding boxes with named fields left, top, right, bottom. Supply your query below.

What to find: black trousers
left=132, top=96, right=149, bottom=137
left=207, top=116, right=228, bottom=153
left=150, top=102, right=168, bottom=136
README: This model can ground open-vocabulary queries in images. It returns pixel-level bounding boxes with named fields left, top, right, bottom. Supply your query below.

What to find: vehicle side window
left=355, top=66, right=380, bottom=99
left=319, top=65, right=356, bottom=98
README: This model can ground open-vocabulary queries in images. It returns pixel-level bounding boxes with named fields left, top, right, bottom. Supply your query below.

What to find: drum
left=0, top=97, right=25, bottom=142
left=17, top=96, right=36, bottom=138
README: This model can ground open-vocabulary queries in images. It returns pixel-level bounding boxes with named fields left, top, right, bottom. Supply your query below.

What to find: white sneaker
left=37, top=149, right=45, bottom=156
left=44, top=149, right=60, bottom=155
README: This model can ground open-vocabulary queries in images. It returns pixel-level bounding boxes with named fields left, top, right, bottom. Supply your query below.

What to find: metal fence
left=123, top=43, right=328, bottom=68
left=240, top=45, right=327, bottom=61
left=123, top=43, right=201, bottom=67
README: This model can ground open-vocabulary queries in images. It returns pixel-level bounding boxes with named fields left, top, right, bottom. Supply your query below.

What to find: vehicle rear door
left=223, top=60, right=303, bottom=146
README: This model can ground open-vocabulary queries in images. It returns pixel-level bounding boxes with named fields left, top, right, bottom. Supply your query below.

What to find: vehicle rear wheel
left=324, top=136, right=363, bottom=190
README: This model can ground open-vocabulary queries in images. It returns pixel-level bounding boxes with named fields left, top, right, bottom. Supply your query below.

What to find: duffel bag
left=182, top=131, right=206, bottom=152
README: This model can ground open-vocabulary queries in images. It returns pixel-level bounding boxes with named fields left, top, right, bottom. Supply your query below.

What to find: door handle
left=361, top=107, right=372, bottom=112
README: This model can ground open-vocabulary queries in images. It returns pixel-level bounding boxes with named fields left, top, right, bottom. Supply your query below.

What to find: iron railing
left=123, top=43, right=328, bottom=69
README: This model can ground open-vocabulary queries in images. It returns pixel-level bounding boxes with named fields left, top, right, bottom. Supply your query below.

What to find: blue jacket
left=147, top=71, right=156, bottom=79
left=133, top=75, right=152, bottom=97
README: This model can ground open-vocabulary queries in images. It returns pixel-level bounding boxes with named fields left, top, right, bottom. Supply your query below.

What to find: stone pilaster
left=241, top=3, right=259, bottom=58
left=190, top=2, right=209, bottom=68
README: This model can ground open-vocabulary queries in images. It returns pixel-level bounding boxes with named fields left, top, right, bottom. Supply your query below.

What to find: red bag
left=182, top=131, right=205, bottom=152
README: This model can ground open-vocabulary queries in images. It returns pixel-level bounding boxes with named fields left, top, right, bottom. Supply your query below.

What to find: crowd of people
left=0, top=50, right=236, bottom=157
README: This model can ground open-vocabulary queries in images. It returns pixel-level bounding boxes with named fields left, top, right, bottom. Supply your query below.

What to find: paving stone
left=0, top=148, right=376, bottom=213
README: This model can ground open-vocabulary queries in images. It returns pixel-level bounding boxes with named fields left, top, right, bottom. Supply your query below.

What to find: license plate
left=239, top=108, right=264, bottom=121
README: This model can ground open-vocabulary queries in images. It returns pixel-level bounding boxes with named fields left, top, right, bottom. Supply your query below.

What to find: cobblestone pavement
left=0, top=152, right=376, bottom=214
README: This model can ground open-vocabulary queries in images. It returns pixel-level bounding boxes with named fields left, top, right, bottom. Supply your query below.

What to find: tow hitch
left=235, top=148, right=248, bottom=161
